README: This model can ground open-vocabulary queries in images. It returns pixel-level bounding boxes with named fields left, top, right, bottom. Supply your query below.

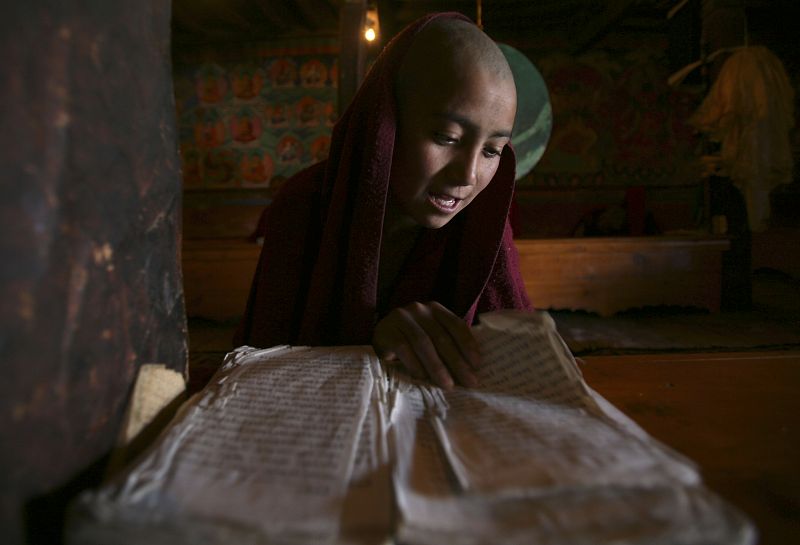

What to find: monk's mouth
left=428, top=192, right=460, bottom=212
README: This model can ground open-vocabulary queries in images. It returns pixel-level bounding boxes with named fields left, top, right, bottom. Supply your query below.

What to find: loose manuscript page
left=392, top=311, right=755, bottom=545
left=76, top=345, right=382, bottom=544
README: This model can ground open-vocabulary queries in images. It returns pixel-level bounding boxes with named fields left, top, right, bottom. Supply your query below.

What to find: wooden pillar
left=338, top=0, right=367, bottom=116
left=701, top=0, right=747, bottom=80
left=376, top=0, right=397, bottom=47
left=0, top=2, right=187, bottom=543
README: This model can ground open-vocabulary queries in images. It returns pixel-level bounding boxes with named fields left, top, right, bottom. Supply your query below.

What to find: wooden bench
left=182, top=238, right=261, bottom=320
left=515, top=235, right=730, bottom=316
left=183, top=235, right=730, bottom=320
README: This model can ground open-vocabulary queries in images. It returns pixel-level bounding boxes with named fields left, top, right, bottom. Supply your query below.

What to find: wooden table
left=580, top=351, right=800, bottom=545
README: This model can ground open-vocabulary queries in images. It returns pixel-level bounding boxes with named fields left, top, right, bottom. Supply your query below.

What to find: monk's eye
left=433, top=132, right=458, bottom=145
left=482, top=146, right=502, bottom=158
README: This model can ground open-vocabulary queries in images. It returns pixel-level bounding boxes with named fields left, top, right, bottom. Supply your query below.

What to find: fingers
left=428, top=302, right=482, bottom=371
left=372, top=301, right=480, bottom=389
left=372, top=318, right=426, bottom=380
left=374, top=305, right=454, bottom=388
left=419, top=304, right=479, bottom=388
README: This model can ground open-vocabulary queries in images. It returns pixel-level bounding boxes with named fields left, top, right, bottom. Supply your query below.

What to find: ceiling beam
left=571, top=0, right=635, bottom=53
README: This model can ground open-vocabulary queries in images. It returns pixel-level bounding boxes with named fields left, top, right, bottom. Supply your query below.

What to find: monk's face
left=390, top=63, right=516, bottom=229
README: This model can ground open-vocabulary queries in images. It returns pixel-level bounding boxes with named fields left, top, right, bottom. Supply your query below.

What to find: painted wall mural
left=511, top=37, right=710, bottom=236
left=523, top=42, right=703, bottom=188
left=173, top=40, right=338, bottom=190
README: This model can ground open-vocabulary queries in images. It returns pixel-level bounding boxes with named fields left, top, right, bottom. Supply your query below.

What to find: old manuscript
left=70, top=311, right=755, bottom=545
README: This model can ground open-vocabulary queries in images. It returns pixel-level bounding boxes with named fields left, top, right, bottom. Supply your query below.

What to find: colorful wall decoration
left=173, top=39, right=338, bottom=190
left=521, top=38, right=704, bottom=188
left=510, top=34, right=710, bottom=237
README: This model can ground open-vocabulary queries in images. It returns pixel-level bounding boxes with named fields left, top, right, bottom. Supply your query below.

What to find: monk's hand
left=372, top=301, right=481, bottom=390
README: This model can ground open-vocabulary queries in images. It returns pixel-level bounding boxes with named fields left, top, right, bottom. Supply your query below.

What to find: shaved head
left=396, top=18, right=515, bottom=113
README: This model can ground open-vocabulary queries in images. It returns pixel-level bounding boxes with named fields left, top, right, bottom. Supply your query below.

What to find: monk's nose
left=450, top=149, right=479, bottom=187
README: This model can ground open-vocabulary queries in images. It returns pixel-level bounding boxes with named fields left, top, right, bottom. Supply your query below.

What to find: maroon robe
left=236, top=12, right=531, bottom=348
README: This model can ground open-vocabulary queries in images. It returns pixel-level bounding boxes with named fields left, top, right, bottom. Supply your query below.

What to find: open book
left=69, top=311, right=755, bottom=545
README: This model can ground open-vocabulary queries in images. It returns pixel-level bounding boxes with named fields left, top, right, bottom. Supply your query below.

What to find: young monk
left=235, top=12, right=531, bottom=389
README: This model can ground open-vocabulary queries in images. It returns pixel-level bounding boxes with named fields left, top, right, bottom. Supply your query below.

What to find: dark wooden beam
left=376, top=0, right=397, bottom=45
left=338, top=0, right=367, bottom=116
left=571, top=0, right=634, bottom=53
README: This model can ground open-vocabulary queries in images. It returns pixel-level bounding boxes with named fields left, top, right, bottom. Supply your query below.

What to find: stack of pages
left=70, top=311, right=754, bottom=545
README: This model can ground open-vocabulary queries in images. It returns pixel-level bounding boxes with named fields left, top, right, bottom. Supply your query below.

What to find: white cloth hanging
left=691, top=46, right=795, bottom=231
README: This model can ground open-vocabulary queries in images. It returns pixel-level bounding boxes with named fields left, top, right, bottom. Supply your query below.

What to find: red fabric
left=235, top=12, right=531, bottom=348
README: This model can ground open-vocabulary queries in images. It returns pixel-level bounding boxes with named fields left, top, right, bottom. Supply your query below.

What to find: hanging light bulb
left=363, top=5, right=379, bottom=43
